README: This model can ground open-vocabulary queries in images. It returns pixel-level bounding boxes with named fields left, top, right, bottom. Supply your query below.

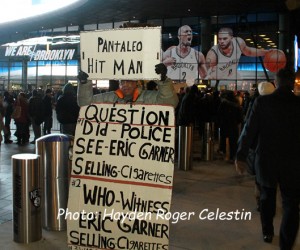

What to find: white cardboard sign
left=80, top=27, right=161, bottom=80
left=67, top=103, right=175, bottom=250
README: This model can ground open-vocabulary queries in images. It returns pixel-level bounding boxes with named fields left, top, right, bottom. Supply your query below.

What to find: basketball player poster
left=162, top=25, right=207, bottom=86
left=162, top=24, right=286, bottom=89
left=205, top=27, right=286, bottom=82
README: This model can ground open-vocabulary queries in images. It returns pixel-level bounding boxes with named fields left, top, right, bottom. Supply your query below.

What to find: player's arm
left=197, top=51, right=207, bottom=79
left=205, top=49, right=218, bottom=79
left=162, top=46, right=176, bottom=66
left=237, top=37, right=268, bottom=57
left=206, top=49, right=217, bottom=68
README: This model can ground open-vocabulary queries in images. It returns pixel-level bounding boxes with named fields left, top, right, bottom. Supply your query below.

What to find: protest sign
left=67, top=103, right=175, bottom=250
left=80, top=27, right=161, bottom=80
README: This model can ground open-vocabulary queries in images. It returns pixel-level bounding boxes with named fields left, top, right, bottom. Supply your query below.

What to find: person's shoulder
left=292, top=93, right=300, bottom=104
left=235, top=36, right=245, bottom=42
left=166, top=45, right=176, bottom=51
left=235, top=37, right=246, bottom=48
left=163, top=46, right=175, bottom=55
left=256, top=93, right=273, bottom=102
left=207, top=45, right=218, bottom=55
left=92, top=91, right=115, bottom=103
left=192, top=47, right=204, bottom=56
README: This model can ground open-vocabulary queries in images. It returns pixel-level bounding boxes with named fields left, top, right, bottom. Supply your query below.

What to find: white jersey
left=208, top=37, right=242, bottom=80
left=166, top=47, right=199, bottom=86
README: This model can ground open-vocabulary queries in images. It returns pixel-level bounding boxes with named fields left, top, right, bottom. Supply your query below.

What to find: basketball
left=263, top=49, right=286, bottom=72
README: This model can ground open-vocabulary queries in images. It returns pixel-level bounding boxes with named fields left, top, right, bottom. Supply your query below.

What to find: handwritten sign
left=67, top=103, right=175, bottom=250
left=80, top=27, right=161, bottom=80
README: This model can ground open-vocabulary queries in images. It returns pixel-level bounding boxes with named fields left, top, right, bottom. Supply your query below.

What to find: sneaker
left=30, top=141, right=35, bottom=144
left=4, top=139, right=13, bottom=144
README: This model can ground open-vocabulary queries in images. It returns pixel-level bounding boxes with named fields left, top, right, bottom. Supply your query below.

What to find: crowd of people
left=0, top=82, right=80, bottom=145
left=0, top=60, right=299, bottom=249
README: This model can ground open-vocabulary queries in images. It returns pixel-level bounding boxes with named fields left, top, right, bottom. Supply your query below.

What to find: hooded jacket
left=56, top=83, right=80, bottom=124
left=77, top=78, right=179, bottom=108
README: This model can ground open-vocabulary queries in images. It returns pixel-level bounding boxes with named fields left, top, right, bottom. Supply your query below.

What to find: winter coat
left=177, top=85, right=199, bottom=126
left=77, top=78, right=179, bottom=108
left=28, top=96, right=44, bottom=125
left=56, top=83, right=80, bottom=124
left=236, top=87, right=300, bottom=189
left=43, top=95, right=53, bottom=117
left=13, top=98, right=29, bottom=124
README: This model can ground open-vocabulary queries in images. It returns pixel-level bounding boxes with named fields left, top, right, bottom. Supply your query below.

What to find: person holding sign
left=162, top=25, right=207, bottom=86
left=77, top=63, right=179, bottom=107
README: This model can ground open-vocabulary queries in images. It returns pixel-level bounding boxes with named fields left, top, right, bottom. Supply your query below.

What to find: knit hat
left=258, top=82, right=275, bottom=96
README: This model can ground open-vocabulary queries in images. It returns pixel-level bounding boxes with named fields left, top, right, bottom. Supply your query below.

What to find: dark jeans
left=4, top=115, right=12, bottom=140
left=60, top=123, right=76, bottom=136
left=260, top=185, right=300, bottom=250
left=43, top=116, right=52, bottom=135
left=260, top=186, right=277, bottom=236
left=219, top=129, right=239, bottom=160
left=280, top=186, right=300, bottom=250
left=31, top=118, right=41, bottom=141
left=15, top=122, right=30, bottom=143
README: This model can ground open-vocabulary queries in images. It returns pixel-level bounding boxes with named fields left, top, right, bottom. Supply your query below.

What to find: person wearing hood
left=77, top=64, right=178, bottom=108
left=56, top=83, right=80, bottom=136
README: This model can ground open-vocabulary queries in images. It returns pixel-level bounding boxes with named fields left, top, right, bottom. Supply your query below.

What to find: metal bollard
left=178, top=126, right=193, bottom=170
left=12, top=153, right=42, bottom=244
left=203, top=122, right=214, bottom=161
left=36, top=133, right=73, bottom=231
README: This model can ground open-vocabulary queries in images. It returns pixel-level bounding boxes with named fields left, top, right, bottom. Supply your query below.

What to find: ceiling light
left=0, top=0, right=84, bottom=24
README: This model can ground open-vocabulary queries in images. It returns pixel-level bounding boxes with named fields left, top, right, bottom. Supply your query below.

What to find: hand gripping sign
left=67, top=103, right=175, bottom=250
left=80, top=27, right=162, bottom=80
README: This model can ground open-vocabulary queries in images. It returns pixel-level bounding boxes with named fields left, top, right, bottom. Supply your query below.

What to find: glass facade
left=0, top=41, right=79, bottom=91
left=0, top=11, right=290, bottom=93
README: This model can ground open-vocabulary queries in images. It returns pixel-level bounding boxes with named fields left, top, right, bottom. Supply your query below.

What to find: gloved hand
left=77, top=70, right=89, bottom=84
left=155, top=63, right=167, bottom=81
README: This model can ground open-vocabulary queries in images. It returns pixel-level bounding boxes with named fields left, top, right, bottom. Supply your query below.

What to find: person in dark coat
left=28, top=90, right=44, bottom=143
left=235, top=68, right=300, bottom=249
left=217, top=90, right=243, bottom=162
left=242, top=82, right=276, bottom=212
left=13, top=92, right=30, bottom=145
left=3, top=91, right=14, bottom=143
left=177, top=85, right=199, bottom=126
left=42, top=89, right=53, bottom=135
left=56, top=83, right=80, bottom=136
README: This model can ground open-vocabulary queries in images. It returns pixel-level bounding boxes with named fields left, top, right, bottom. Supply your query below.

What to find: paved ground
left=0, top=135, right=299, bottom=250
